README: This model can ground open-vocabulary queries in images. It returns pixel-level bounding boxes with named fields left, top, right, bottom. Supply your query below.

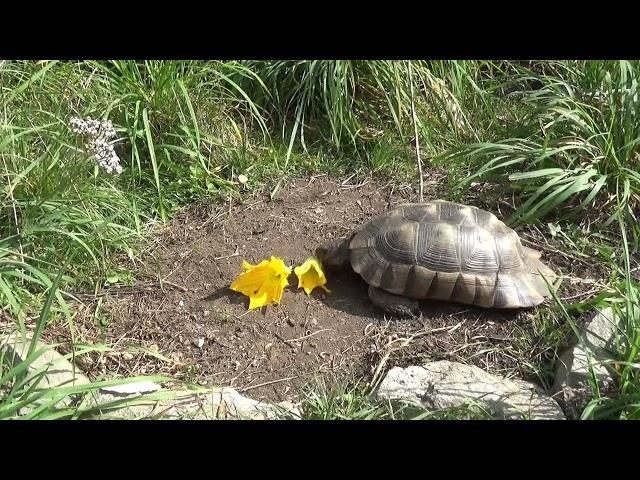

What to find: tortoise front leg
left=368, top=285, right=420, bottom=318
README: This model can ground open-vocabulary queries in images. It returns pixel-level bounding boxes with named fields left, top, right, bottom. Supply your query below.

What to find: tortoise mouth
left=315, top=239, right=350, bottom=270
left=315, top=246, right=336, bottom=269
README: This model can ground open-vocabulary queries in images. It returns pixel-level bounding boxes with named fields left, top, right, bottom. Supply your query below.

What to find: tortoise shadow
left=313, top=269, right=382, bottom=321
left=316, top=269, right=521, bottom=324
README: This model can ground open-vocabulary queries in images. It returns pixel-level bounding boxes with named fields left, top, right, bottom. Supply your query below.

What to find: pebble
left=79, top=356, right=94, bottom=366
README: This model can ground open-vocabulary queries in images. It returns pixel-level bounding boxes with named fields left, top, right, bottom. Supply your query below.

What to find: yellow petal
left=241, top=260, right=255, bottom=271
left=230, top=256, right=292, bottom=310
left=294, top=257, right=330, bottom=295
left=248, top=291, right=269, bottom=310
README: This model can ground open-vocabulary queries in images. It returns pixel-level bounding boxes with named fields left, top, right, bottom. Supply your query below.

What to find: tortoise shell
left=349, top=200, right=556, bottom=308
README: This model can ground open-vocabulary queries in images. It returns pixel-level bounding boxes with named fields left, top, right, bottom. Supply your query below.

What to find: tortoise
left=315, top=200, right=557, bottom=317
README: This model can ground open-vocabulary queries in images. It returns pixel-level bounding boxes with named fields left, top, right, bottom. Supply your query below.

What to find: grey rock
left=376, top=361, right=565, bottom=420
left=0, top=332, right=92, bottom=414
left=553, top=307, right=621, bottom=418
left=1, top=332, right=91, bottom=391
left=92, top=387, right=300, bottom=420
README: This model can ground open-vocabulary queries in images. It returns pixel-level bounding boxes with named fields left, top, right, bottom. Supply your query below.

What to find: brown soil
left=48, top=174, right=608, bottom=403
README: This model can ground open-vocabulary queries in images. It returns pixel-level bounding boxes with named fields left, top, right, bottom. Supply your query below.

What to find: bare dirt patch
left=48, top=174, right=608, bottom=403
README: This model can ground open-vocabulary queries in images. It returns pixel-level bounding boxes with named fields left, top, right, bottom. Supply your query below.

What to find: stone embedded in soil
left=0, top=332, right=91, bottom=413
left=376, top=361, right=565, bottom=420
left=553, top=307, right=621, bottom=418
left=95, top=387, right=299, bottom=420
left=1, top=333, right=91, bottom=391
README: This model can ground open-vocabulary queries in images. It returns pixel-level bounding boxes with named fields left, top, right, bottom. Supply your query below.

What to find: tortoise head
left=315, top=237, right=351, bottom=270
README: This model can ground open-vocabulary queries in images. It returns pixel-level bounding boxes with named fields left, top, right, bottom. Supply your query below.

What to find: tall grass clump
left=0, top=60, right=271, bottom=321
left=440, top=61, right=640, bottom=238
left=236, top=60, right=494, bottom=169
left=81, top=60, right=270, bottom=218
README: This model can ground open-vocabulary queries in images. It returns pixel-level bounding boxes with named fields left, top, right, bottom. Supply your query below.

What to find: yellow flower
left=294, top=257, right=330, bottom=295
left=230, top=256, right=292, bottom=310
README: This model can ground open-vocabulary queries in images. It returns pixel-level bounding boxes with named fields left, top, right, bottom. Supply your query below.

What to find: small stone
left=193, top=338, right=205, bottom=349
left=179, top=299, right=185, bottom=307
left=310, top=318, right=318, bottom=327
left=148, top=344, right=159, bottom=353
left=203, top=310, right=210, bottom=317
left=79, top=356, right=94, bottom=366
left=122, top=352, right=134, bottom=361
left=238, top=174, right=248, bottom=185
